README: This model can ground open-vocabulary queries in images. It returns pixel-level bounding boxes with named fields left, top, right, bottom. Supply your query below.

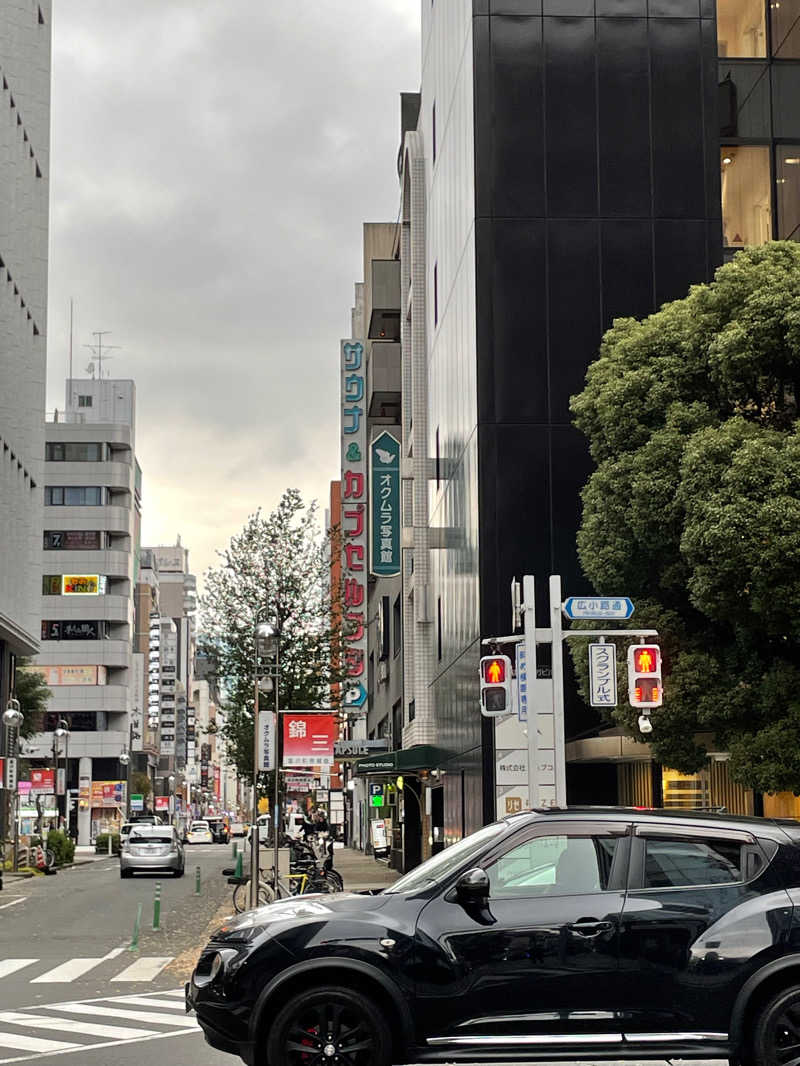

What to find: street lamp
left=3, top=700, right=22, bottom=873
left=252, top=614, right=280, bottom=909
left=168, top=774, right=176, bottom=826
left=53, top=719, right=70, bottom=830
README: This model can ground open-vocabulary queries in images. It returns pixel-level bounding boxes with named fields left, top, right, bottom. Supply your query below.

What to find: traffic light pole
left=484, top=575, right=659, bottom=812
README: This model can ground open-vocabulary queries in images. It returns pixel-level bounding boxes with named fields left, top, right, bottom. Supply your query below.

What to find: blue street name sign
left=563, top=597, right=634, bottom=620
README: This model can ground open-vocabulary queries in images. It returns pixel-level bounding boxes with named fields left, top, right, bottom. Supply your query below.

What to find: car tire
left=752, top=984, right=800, bottom=1066
left=120, top=869, right=133, bottom=879
left=265, top=984, right=392, bottom=1066
left=174, top=867, right=184, bottom=878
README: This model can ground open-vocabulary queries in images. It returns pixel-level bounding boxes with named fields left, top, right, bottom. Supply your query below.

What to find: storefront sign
left=30, top=768, right=55, bottom=795
left=370, top=818, right=388, bottom=853
left=370, top=431, right=400, bottom=577
left=41, top=620, right=101, bottom=641
left=90, top=781, right=125, bottom=808
left=285, top=777, right=314, bottom=792
left=62, top=574, right=100, bottom=595
left=79, top=775, right=90, bottom=811
left=154, top=796, right=169, bottom=811
left=257, top=709, right=275, bottom=772
left=283, top=713, right=337, bottom=767
left=333, top=738, right=390, bottom=759
left=341, top=339, right=368, bottom=704
left=45, top=530, right=102, bottom=550
left=130, top=794, right=144, bottom=812
left=214, top=764, right=221, bottom=799
left=28, top=664, right=105, bottom=686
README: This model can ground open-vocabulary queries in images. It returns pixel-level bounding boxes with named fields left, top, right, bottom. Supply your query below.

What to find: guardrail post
left=235, top=850, right=243, bottom=878
left=153, top=881, right=161, bottom=930
left=195, top=866, right=201, bottom=895
left=232, top=841, right=238, bottom=859
left=108, top=834, right=113, bottom=857
left=130, top=902, right=142, bottom=951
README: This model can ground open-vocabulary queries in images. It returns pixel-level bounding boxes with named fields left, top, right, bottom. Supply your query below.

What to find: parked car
left=186, top=820, right=214, bottom=845
left=229, top=820, right=246, bottom=837
left=206, top=817, right=230, bottom=845
left=119, top=822, right=135, bottom=845
left=120, top=824, right=184, bottom=878
left=188, top=806, right=800, bottom=1066
left=129, top=814, right=163, bottom=826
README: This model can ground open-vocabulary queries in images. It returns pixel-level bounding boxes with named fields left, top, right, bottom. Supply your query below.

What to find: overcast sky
left=46, top=1, right=420, bottom=580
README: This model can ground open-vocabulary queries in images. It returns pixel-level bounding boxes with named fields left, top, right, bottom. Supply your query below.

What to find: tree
left=131, top=772, right=152, bottom=801
left=570, top=242, right=800, bottom=792
left=199, top=489, right=346, bottom=789
left=14, top=659, right=51, bottom=738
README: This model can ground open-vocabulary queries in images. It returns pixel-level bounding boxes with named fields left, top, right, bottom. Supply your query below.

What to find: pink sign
left=154, top=796, right=169, bottom=811
left=30, top=769, right=55, bottom=793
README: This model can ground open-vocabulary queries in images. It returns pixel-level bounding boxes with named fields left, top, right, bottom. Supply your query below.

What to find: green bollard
left=195, top=866, right=201, bottom=895
left=232, top=841, right=238, bottom=859
left=235, top=850, right=243, bottom=878
left=153, top=881, right=161, bottom=931
left=130, top=902, right=142, bottom=951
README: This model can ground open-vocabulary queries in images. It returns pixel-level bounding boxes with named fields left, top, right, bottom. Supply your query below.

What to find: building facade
left=31, top=379, right=140, bottom=843
left=0, top=0, right=51, bottom=725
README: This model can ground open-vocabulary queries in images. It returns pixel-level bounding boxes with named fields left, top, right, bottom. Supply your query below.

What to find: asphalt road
left=0, top=850, right=725, bottom=1066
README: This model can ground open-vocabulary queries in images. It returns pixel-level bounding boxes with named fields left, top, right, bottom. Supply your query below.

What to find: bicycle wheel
left=44, top=848, right=56, bottom=870
left=233, top=879, right=275, bottom=912
left=325, top=870, right=343, bottom=893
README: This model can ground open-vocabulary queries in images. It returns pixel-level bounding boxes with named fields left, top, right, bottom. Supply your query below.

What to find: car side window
left=643, top=837, right=744, bottom=888
left=487, top=834, right=620, bottom=898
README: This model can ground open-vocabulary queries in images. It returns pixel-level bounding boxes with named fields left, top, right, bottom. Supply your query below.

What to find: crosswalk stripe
left=157, top=989, right=186, bottom=998
left=107, top=996, right=185, bottom=1009
left=0, top=1012, right=158, bottom=1041
left=0, top=961, right=37, bottom=980
left=31, top=958, right=105, bottom=984
left=0, top=1031, right=78, bottom=1052
left=48, top=1004, right=199, bottom=1028
left=111, top=957, right=172, bottom=982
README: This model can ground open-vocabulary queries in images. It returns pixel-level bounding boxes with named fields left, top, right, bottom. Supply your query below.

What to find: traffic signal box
left=627, top=644, right=663, bottom=709
left=480, top=654, right=513, bottom=717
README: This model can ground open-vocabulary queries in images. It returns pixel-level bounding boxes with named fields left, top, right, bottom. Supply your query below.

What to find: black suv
left=187, top=807, right=800, bottom=1065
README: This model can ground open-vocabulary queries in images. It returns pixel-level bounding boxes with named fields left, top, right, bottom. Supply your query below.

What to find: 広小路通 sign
left=563, top=597, right=634, bottom=620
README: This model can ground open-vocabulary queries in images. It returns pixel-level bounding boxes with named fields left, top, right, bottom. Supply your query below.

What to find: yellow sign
left=258, top=797, right=269, bottom=814
left=62, top=575, right=99, bottom=595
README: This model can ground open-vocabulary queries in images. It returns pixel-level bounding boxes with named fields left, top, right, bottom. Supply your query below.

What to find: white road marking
left=106, top=996, right=185, bottom=1009
left=101, top=947, right=125, bottom=961
left=0, top=1033, right=77, bottom=1053
left=31, top=960, right=105, bottom=984
left=111, top=957, right=172, bottom=982
left=0, top=899, right=27, bottom=911
left=0, top=1013, right=157, bottom=1041
left=47, top=1004, right=199, bottom=1027
left=159, top=989, right=186, bottom=998
left=0, top=1027, right=200, bottom=1064
left=0, top=963, right=37, bottom=980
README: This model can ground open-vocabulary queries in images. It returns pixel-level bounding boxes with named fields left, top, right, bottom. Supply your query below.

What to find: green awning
left=353, top=744, right=446, bottom=776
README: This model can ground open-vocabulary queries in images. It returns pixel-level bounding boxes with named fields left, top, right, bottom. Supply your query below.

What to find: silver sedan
left=120, top=825, right=185, bottom=878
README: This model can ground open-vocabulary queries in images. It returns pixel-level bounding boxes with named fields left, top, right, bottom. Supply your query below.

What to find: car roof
left=500, top=805, right=798, bottom=841
left=190, top=820, right=209, bottom=826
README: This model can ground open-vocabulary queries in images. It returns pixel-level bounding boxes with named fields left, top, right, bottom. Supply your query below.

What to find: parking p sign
left=369, top=783, right=384, bottom=808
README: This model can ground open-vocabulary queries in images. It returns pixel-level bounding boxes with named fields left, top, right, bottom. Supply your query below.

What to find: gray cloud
left=47, top=0, right=419, bottom=576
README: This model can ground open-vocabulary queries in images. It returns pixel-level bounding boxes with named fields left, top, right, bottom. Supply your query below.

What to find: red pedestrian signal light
left=482, top=658, right=507, bottom=685
left=627, top=643, right=663, bottom=709
left=633, top=646, right=658, bottom=674
left=479, top=654, right=512, bottom=717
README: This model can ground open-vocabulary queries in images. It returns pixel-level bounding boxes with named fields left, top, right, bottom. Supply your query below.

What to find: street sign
left=588, top=643, right=618, bottom=707
left=130, top=793, right=144, bottom=812
left=4, top=757, right=16, bottom=792
left=257, top=709, right=276, bottom=772
left=516, top=644, right=529, bottom=722
left=563, top=597, right=634, bottom=620
left=334, top=739, right=389, bottom=759
left=369, top=783, right=384, bottom=808
left=344, top=682, right=367, bottom=708
left=56, top=768, right=66, bottom=796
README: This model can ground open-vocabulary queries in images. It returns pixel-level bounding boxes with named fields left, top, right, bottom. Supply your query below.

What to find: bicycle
left=230, top=863, right=336, bottom=912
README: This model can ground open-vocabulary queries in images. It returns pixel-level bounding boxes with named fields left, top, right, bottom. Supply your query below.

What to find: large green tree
left=570, top=242, right=800, bottom=792
left=199, top=489, right=346, bottom=788
left=15, top=659, right=52, bottom=738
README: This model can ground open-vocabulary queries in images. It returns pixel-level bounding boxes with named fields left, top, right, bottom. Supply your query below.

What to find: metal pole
left=64, top=731, right=70, bottom=831
left=250, top=624, right=260, bottom=910
left=273, top=640, right=280, bottom=897
left=522, top=576, right=539, bottom=810
left=549, top=575, right=567, bottom=808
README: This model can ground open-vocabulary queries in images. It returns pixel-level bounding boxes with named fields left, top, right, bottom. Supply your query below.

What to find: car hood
left=215, top=891, right=392, bottom=937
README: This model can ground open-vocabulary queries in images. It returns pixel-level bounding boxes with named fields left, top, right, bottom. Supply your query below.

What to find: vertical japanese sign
left=257, top=709, right=275, bottom=772
left=370, top=431, right=400, bottom=577
left=589, top=643, right=618, bottom=707
left=283, top=713, right=337, bottom=767
left=341, top=340, right=368, bottom=708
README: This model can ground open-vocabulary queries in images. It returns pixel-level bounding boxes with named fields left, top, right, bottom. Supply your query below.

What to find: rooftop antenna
left=83, top=331, right=121, bottom=380
left=67, top=299, right=74, bottom=408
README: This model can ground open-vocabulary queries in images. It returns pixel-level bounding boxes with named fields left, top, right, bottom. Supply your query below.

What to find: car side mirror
left=456, top=867, right=490, bottom=906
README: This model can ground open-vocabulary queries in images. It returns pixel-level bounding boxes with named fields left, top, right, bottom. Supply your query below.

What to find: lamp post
left=53, top=719, right=70, bottom=830
left=168, top=774, right=176, bottom=826
left=4, top=700, right=23, bottom=873
left=252, top=614, right=279, bottom=910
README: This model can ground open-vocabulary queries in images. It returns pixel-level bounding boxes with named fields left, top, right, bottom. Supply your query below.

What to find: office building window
left=393, top=595, right=402, bottom=657
left=433, top=262, right=438, bottom=326
left=437, top=597, right=443, bottom=661
left=718, top=0, right=766, bottom=55
left=45, top=486, right=104, bottom=506
left=771, top=0, right=800, bottom=56
left=432, top=101, right=437, bottom=163
left=721, top=147, right=772, bottom=249
left=77, top=395, right=92, bottom=408
left=777, top=147, right=800, bottom=238
left=46, top=442, right=104, bottom=462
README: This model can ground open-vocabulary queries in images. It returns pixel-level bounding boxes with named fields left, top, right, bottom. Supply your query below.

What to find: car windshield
left=384, top=821, right=508, bottom=894
left=191, top=823, right=208, bottom=830
left=131, top=833, right=173, bottom=844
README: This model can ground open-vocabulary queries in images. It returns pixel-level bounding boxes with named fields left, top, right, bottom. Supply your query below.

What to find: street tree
left=570, top=242, right=800, bottom=792
left=14, top=659, right=52, bottom=738
left=199, top=489, right=346, bottom=790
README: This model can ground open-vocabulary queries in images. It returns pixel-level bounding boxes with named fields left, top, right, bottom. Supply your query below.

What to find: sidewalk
left=334, top=846, right=400, bottom=892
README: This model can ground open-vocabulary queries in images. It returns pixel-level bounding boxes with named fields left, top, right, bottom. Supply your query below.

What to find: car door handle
left=568, top=919, right=614, bottom=938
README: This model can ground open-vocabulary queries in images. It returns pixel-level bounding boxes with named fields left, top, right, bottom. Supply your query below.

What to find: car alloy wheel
left=754, top=985, right=800, bottom=1066
left=266, top=986, right=391, bottom=1066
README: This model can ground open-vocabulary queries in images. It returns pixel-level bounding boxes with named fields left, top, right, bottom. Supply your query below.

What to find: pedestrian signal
left=627, top=644, right=663, bottom=709
left=480, top=654, right=512, bottom=717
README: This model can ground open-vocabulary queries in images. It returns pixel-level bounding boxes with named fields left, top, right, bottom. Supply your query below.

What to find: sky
left=46, top=0, right=420, bottom=582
